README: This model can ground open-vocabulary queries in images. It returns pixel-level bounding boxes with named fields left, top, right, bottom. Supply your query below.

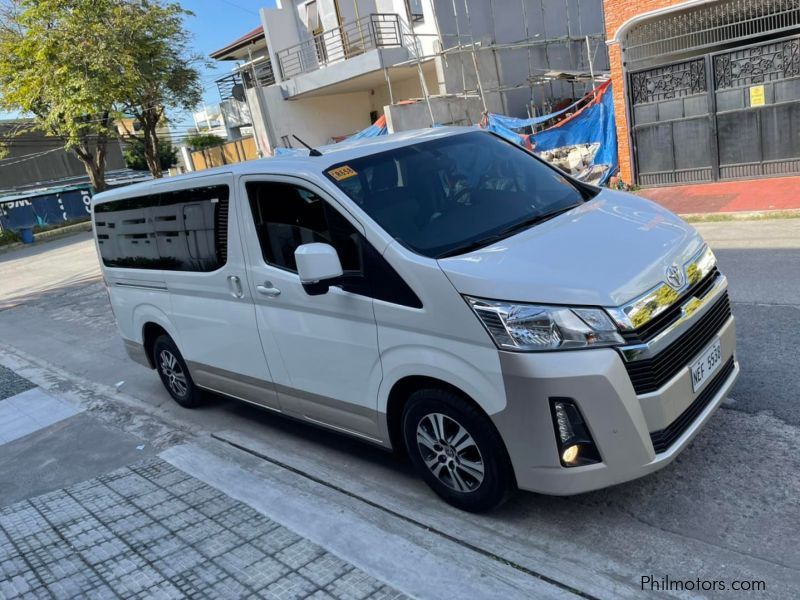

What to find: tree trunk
left=140, top=107, right=163, bottom=179
left=73, top=142, right=108, bottom=192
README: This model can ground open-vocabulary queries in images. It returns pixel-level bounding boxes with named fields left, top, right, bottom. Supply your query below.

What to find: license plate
left=690, top=338, right=723, bottom=392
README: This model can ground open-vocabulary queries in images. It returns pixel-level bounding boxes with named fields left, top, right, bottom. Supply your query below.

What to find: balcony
left=276, top=14, right=404, bottom=81
left=242, top=58, right=276, bottom=89
left=215, top=58, right=276, bottom=102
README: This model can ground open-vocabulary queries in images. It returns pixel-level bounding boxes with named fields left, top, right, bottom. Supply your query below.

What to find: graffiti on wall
left=0, top=187, right=92, bottom=230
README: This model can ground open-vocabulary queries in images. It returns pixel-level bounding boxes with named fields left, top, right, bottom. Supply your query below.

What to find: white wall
left=430, top=0, right=609, bottom=117
left=369, top=61, right=441, bottom=114
left=384, top=95, right=484, bottom=131
left=261, top=5, right=302, bottom=83
left=261, top=85, right=374, bottom=148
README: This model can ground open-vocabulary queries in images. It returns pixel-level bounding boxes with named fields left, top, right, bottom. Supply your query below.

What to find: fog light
left=561, top=444, right=580, bottom=464
left=549, top=398, right=602, bottom=467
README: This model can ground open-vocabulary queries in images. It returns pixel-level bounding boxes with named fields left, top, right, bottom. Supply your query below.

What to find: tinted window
left=246, top=181, right=421, bottom=308
left=324, top=131, right=590, bottom=258
left=94, top=185, right=229, bottom=271
left=246, top=182, right=362, bottom=273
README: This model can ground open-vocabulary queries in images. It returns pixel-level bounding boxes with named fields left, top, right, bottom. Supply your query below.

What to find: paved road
left=1, top=220, right=798, bottom=598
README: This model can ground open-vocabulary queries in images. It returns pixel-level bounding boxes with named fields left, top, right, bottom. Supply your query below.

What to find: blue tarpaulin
left=350, top=114, right=387, bottom=139
left=485, top=81, right=618, bottom=184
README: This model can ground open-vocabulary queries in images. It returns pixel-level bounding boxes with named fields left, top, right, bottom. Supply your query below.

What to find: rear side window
left=94, top=185, right=229, bottom=271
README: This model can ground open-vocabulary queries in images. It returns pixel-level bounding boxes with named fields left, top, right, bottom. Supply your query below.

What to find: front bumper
left=491, top=316, right=738, bottom=496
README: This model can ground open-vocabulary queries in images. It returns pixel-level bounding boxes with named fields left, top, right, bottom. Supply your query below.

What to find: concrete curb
left=680, top=208, right=800, bottom=222
left=0, top=221, right=91, bottom=255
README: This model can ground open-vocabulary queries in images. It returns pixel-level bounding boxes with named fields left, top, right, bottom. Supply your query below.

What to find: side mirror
left=295, top=243, right=343, bottom=295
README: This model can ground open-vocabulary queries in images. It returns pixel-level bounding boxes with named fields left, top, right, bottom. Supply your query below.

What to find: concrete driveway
left=1, top=220, right=799, bottom=598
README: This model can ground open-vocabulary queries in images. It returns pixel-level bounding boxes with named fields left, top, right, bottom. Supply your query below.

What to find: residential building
left=209, top=0, right=609, bottom=153
left=604, top=0, right=800, bottom=185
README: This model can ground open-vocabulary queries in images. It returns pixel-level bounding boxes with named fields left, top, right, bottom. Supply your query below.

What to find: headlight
left=465, top=297, right=624, bottom=351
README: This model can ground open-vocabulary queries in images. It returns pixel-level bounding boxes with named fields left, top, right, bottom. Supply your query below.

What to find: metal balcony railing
left=242, top=58, right=276, bottom=89
left=216, top=72, right=243, bottom=101
left=215, top=57, right=276, bottom=101
left=277, top=13, right=403, bottom=80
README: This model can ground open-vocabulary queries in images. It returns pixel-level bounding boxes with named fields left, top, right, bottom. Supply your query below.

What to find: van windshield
left=324, top=131, right=592, bottom=258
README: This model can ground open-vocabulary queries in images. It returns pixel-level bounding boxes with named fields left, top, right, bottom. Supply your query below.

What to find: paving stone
left=194, top=528, right=242, bottom=558
left=275, top=538, right=325, bottom=570
left=367, top=586, right=411, bottom=600
left=261, top=571, right=318, bottom=599
left=325, top=568, right=385, bottom=600
left=250, top=524, right=303, bottom=555
left=0, top=457, right=404, bottom=600
left=0, top=364, right=35, bottom=400
left=231, top=555, right=290, bottom=591
left=299, top=553, right=355, bottom=588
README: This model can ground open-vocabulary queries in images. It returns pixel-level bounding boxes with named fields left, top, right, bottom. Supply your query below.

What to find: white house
left=209, top=0, right=609, bottom=153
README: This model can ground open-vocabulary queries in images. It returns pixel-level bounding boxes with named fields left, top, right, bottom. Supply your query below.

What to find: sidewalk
left=637, top=175, right=800, bottom=215
left=0, top=366, right=407, bottom=600
left=0, top=359, right=565, bottom=600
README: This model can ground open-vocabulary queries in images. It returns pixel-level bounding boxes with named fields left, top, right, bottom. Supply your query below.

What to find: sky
left=168, top=0, right=275, bottom=136
left=171, top=0, right=276, bottom=134
left=0, top=0, right=276, bottom=140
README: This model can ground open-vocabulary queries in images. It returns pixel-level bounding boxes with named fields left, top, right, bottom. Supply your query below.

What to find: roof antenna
left=293, top=135, right=322, bottom=157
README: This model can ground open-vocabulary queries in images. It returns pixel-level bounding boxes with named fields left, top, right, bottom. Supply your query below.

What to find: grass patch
left=0, top=228, right=21, bottom=247
left=32, top=217, right=90, bottom=234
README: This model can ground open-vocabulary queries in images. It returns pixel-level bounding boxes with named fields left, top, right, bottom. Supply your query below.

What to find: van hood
left=437, top=190, right=704, bottom=307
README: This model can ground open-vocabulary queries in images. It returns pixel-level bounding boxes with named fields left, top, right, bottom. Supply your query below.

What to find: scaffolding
left=382, top=0, right=610, bottom=124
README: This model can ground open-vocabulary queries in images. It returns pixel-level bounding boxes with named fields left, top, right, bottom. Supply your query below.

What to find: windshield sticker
left=328, top=165, right=358, bottom=181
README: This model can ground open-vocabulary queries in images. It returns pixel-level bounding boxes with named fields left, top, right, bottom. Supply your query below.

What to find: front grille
left=623, top=292, right=732, bottom=394
left=649, top=357, right=735, bottom=453
left=622, top=267, right=720, bottom=344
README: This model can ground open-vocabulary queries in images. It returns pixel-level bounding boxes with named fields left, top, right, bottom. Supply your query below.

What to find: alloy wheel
left=416, top=413, right=485, bottom=492
left=159, top=349, right=188, bottom=398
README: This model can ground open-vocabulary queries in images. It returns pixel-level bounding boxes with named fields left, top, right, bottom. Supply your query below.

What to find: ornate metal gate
left=629, top=34, right=800, bottom=185
left=629, top=58, right=715, bottom=186
left=713, top=36, right=800, bottom=179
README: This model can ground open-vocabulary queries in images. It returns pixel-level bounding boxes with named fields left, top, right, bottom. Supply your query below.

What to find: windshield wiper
left=494, top=203, right=580, bottom=239
left=437, top=203, right=580, bottom=259
left=437, top=233, right=506, bottom=259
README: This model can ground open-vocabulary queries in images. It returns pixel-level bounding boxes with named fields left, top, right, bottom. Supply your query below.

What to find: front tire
left=402, top=388, right=514, bottom=512
left=152, top=334, right=199, bottom=408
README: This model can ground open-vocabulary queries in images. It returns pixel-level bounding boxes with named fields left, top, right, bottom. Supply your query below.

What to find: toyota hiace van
left=92, top=128, right=738, bottom=511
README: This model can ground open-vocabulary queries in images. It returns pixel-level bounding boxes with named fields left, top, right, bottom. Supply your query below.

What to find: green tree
left=0, top=0, right=204, bottom=189
left=113, top=1, right=204, bottom=178
left=185, top=133, right=226, bottom=150
left=0, top=0, right=125, bottom=191
left=123, top=138, right=177, bottom=171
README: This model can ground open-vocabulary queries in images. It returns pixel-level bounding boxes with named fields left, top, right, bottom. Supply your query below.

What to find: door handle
left=227, top=275, right=244, bottom=298
left=256, top=281, right=281, bottom=297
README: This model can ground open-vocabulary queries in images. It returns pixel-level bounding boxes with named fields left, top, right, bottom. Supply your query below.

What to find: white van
left=92, top=128, right=738, bottom=511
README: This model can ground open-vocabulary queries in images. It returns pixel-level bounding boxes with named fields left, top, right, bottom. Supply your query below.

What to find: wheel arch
left=386, top=375, right=497, bottom=456
left=141, top=322, right=171, bottom=369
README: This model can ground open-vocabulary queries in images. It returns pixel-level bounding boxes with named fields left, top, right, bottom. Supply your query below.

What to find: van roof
left=92, top=126, right=479, bottom=206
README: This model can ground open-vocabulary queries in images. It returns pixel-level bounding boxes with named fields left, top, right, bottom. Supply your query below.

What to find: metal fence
left=625, top=0, right=800, bottom=69
left=277, top=13, right=403, bottom=80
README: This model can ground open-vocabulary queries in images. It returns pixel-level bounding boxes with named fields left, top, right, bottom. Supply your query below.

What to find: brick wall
left=603, top=0, right=696, bottom=183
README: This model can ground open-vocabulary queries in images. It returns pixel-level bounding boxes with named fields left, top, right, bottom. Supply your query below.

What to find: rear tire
left=152, top=334, right=199, bottom=408
left=402, top=388, right=514, bottom=512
